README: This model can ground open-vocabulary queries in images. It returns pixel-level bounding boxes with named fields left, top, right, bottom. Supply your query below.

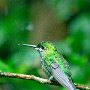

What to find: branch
left=0, top=72, right=90, bottom=90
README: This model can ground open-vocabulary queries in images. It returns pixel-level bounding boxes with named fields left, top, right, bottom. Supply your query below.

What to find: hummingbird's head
left=18, top=42, right=58, bottom=60
left=37, top=41, right=56, bottom=52
left=18, top=41, right=57, bottom=53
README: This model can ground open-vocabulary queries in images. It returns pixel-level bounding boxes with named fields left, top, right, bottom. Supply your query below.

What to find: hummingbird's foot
left=49, top=75, right=54, bottom=81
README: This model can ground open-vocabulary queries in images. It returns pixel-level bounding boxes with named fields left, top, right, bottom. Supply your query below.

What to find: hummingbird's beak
left=18, top=44, right=37, bottom=48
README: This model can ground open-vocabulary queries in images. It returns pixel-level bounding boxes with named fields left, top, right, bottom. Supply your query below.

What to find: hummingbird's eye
left=41, top=46, right=44, bottom=49
left=37, top=44, right=45, bottom=50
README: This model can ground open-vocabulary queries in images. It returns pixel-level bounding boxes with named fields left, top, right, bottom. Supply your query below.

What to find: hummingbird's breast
left=39, top=51, right=56, bottom=77
left=40, top=58, right=52, bottom=77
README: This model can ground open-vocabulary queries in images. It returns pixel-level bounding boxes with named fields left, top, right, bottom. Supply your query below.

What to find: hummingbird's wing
left=60, top=55, right=72, bottom=77
left=51, top=62, right=76, bottom=90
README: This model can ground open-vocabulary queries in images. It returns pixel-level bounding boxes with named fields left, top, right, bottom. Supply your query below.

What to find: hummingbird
left=18, top=41, right=76, bottom=90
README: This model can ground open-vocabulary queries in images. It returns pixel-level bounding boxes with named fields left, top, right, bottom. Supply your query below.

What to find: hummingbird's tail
left=69, top=78, right=76, bottom=90
left=51, top=62, right=76, bottom=90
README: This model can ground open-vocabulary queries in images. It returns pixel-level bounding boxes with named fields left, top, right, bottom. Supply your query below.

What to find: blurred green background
left=0, top=0, right=90, bottom=90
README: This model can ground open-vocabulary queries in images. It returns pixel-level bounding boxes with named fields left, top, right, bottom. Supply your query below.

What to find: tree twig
left=0, top=72, right=90, bottom=90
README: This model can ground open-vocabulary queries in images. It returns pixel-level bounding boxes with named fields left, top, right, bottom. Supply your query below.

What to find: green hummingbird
left=18, top=41, right=76, bottom=90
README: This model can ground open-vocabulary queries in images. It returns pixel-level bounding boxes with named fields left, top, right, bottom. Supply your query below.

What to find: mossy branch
left=0, top=72, right=90, bottom=90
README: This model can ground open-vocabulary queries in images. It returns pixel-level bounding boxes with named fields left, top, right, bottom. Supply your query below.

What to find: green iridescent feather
left=37, top=42, right=71, bottom=78
left=19, top=41, right=76, bottom=90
